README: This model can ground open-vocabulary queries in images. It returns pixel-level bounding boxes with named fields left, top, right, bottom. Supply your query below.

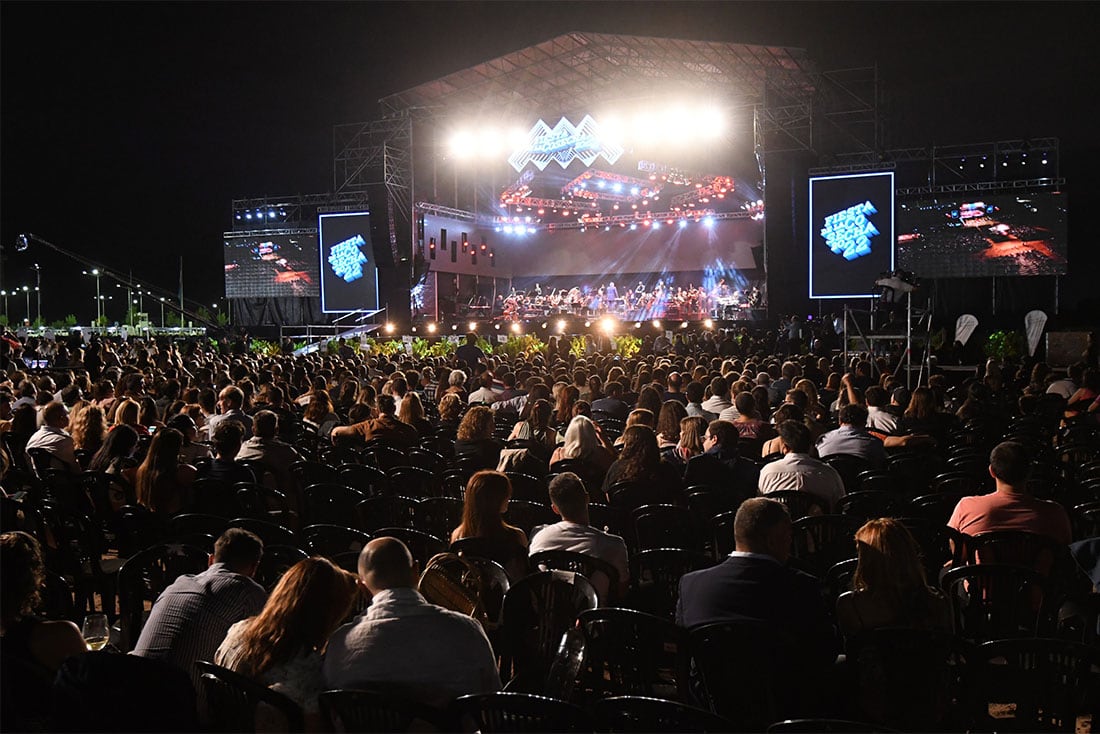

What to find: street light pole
left=21, top=286, right=29, bottom=324
left=32, top=263, right=41, bottom=325
left=159, top=297, right=165, bottom=328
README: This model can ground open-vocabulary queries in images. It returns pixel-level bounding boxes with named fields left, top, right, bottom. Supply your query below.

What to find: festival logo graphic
left=821, top=201, right=879, bottom=261
left=508, top=115, right=624, bottom=172
left=328, top=234, right=368, bottom=283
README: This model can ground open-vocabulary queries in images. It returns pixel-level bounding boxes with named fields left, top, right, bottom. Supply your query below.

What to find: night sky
left=2, top=1, right=1097, bottom=325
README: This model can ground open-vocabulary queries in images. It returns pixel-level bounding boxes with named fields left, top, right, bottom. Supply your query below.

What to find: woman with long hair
left=88, top=423, right=141, bottom=475
left=134, top=427, right=197, bottom=516
left=732, top=391, right=773, bottom=441
left=139, top=396, right=165, bottom=433
left=656, top=400, right=688, bottom=451
left=347, top=383, right=377, bottom=424
left=795, top=378, right=829, bottom=423
left=302, top=389, right=340, bottom=440
left=397, top=391, right=434, bottom=438
left=600, top=425, right=679, bottom=499
left=115, top=398, right=149, bottom=437
left=554, top=385, right=580, bottom=429
left=454, top=405, right=502, bottom=470
left=835, top=518, right=951, bottom=638
left=450, top=470, right=528, bottom=579
left=635, top=385, right=663, bottom=419
left=674, top=415, right=709, bottom=465
left=507, top=398, right=559, bottom=457
left=69, top=402, right=107, bottom=457
left=436, top=393, right=464, bottom=432
left=215, top=557, right=358, bottom=725
left=895, top=386, right=956, bottom=446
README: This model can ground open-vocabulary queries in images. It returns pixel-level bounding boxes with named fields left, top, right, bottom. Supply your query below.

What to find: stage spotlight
left=1041, top=157, right=1048, bottom=165
left=678, top=220, right=687, bottom=228
left=268, top=211, right=276, bottom=219
left=245, top=212, right=253, bottom=220
left=652, top=221, right=661, bottom=230
left=448, top=131, right=474, bottom=157
left=384, top=322, right=396, bottom=334
left=680, top=321, right=689, bottom=329
left=599, top=316, right=616, bottom=335
left=503, top=225, right=514, bottom=234
left=451, top=324, right=458, bottom=331
left=556, top=319, right=567, bottom=333
left=427, top=323, right=437, bottom=334
left=494, top=323, right=501, bottom=330
left=584, top=321, right=592, bottom=328
left=634, top=322, right=641, bottom=329
left=700, top=106, right=726, bottom=138
left=541, top=322, right=548, bottom=329
left=411, top=326, right=417, bottom=333
left=511, top=322, right=521, bottom=334
left=629, top=224, right=637, bottom=230
left=702, top=217, right=714, bottom=227
left=468, top=322, right=477, bottom=332
left=703, top=318, right=714, bottom=329
left=652, top=320, right=662, bottom=329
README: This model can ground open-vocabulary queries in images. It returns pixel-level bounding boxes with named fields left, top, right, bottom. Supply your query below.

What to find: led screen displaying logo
left=822, top=201, right=879, bottom=261
left=508, top=115, right=623, bottom=172
left=319, top=212, right=379, bottom=313
left=328, top=235, right=368, bottom=283
left=809, top=172, right=895, bottom=299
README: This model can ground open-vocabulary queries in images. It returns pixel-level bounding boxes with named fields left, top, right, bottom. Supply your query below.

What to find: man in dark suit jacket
left=676, top=497, right=836, bottom=670
left=681, top=420, right=759, bottom=500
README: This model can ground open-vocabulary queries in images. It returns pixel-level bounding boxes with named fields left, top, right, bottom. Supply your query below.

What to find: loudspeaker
left=750, top=242, right=765, bottom=272
left=366, top=183, right=397, bottom=268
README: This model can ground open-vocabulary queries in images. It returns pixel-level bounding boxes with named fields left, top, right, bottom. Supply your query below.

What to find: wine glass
left=81, top=613, right=110, bottom=651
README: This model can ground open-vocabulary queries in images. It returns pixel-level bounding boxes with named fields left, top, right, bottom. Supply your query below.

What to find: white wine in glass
left=82, top=613, right=110, bottom=651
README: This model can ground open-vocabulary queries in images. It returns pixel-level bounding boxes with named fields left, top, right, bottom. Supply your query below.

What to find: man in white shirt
left=864, top=386, right=899, bottom=434
left=700, top=376, right=733, bottom=416
left=1046, top=363, right=1083, bottom=400
left=758, top=420, right=845, bottom=511
left=466, top=372, right=499, bottom=405
left=322, top=537, right=500, bottom=707
left=24, top=401, right=80, bottom=474
left=528, top=472, right=630, bottom=600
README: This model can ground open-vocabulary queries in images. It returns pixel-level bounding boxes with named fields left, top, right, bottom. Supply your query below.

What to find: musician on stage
left=605, top=281, right=618, bottom=309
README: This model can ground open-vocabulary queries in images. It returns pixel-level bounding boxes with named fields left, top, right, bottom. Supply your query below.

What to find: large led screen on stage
left=896, top=190, right=1067, bottom=278
left=223, top=232, right=320, bottom=298
left=319, top=212, right=379, bottom=313
left=809, top=172, right=895, bottom=299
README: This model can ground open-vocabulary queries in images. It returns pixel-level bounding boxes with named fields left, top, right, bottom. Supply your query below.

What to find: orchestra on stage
left=472, top=278, right=763, bottom=321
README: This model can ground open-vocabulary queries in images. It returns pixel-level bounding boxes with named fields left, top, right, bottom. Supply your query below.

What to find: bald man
left=322, top=538, right=500, bottom=707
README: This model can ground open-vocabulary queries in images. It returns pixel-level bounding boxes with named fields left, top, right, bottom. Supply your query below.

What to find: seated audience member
left=671, top=415, right=709, bottom=467
left=88, top=422, right=140, bottom=476
left=864, top=386, right=899, bottom=434
left=330, top=394, right=418, bottom=449
left=815, top=403, right=887, bottom=469
left=655, top=400, right=688, bottom=451
left=322, top=537, right=501, bottom=707
left=436, top=393, right=463, bottom=432
left=529, top=472, right=629, bottom=600
left=216, top=557, right=358, bottom=727
left=235, top=410, right=300, bottom=494
left=550, top=415, right=616, bottom=489
left=676, top=497, right=836, bottom=665
left=466, top=372, right=499, bottom=405
left=397, top=391, right=435, bottom=438
left=947, top=440, right=1072, bottom=546
left=302, top=389, right=340, bottom=440
left=167, top=413, right=212, bottom=466
left=134, top=427, right=197, bottom=516
left=453, top=406, right=503, bottom=470
left=893, top=386, right=955, bottom=448
left=601, top=425, right=681, bottom=500
left=204, top=386, right=252, bottom=441
left=115, top=398, right=150, bottom=437
left=24, top=400, right=81, bottom=474
left=835, top=518, right=951, bottom=639
left=682, top=419, right=760, bottom=500
left=197, top=420, right=255, bottom=485
left=68, top=402, right=107, bottom=457
left=450, top=470, right=528, bottom=579
left=1, top=531, right=88, bottom=731
left=758, top=420, right=845, bottom=511
left=133, top=528, right=266, bottom=687
left=728, top=390, right=775, bottom=441
left=507, top=398, right=560, bottom=459
left=590, top=380, right=631, bottom=421
left=684, top=380, right=716, bottom=422
left=700, top=376, right=732, bottom=417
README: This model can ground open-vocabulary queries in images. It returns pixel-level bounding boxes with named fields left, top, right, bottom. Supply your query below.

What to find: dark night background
left=2, top=1, right=1097, bottom=326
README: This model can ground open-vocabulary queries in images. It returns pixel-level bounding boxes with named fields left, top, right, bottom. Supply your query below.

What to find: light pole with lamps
left=31, top=263, right=41, bottom=325
left=0, top=290, right=7, bottom=320
left=83, top=269, right=102, bottom=325
left=159, top=297, right=165, bottom=328
left=21, top=286, right=29, bottom=324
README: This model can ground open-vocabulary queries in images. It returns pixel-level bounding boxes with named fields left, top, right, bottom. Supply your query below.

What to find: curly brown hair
left=457, top=405, right=494, bottom=441
left=1, top=531, right=45, bottom=625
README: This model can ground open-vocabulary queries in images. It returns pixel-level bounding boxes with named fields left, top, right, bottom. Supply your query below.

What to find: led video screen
left=319, top=212, right=379, bottom=313
left=223, top=232, right=320, bottom=298
left=809, top=171, right=895, bottom=299
left=896, top=190, right=1067, bottom=278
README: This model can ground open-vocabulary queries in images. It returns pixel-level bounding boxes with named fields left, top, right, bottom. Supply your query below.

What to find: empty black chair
left=931, top=471, right=988, bottom=497
left=966, top=638, right=1100, bottom=733
left=290, top=460, right=342, bottom=489
left=499, top=570, right=598, bottom=686
left=299, top=524, right=371, bottom=559
left=504, top=472, right=547, bottom=504
left=941, top=564, right=1053, bottom=642
left=895, top=517, right=964, bottom=575
left=319, top=688, right=453, bottom=733
left=822, top=454, right=872, bottom=495
left=503, top=500, right=557, bottom=537
left=234, top=484, right=296, bottom=527
left=358, top=495, right=418, bottom=533
left=790, top=514, right=864, bottom=577
left=886, top=452, right=944, bottom=498
left=253, top=544, right=309, bottom=590
left=373, top=527, right=448, bottom=567
left=632, top=504, right=703, bottom=552
left=168, top=513, right=228, bottom=542
left=110, top=504, right=167, bottom=559
left=364, top=444, right=409, bottom=472
left=605, top=479, right=676, bottom=512
left=823, top=558, right=858, bottom=609
left=766, top=490, right=827, bottom=520
left=117, top=542, right=209, bottom=651
left=625, top=548, right=713, bottom=620
left=303, top=484, right=366, bottom=526
left=836, top=491, right=906, bottom=521
left=529, top=549, right=620, bottom=604
left=710, top=510, right=737, bottom=561
left=338, top=463, right=392, bottom=497
left=406, top=447, right=446, bottom=474
left=767, top=719, right=896, bottom=733
left=1072, top=500, right=1100, bottom=540
left=227, top=517, right=297, bottom=548
left=572, top=608, right=692, bottom=705
left=190, top=478, right=240, bottom=519
left=452, top=692, right=593, bottom=733
left=593, top=696, right=735, bottom=733
left=387, top=466, right=442, bottom=499
left=857, top=471, right=893, bottom=493
left=196, top=660, right=304, bottom=733
left=907, top=492, right=966, bottom=525
left=416, top=497, right=465, bottom=540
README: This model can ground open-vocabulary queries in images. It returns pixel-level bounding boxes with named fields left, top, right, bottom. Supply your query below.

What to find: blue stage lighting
left=503, top=225, right=514, bottom=234
left=678, top=220, right=687, bottom=228
left=703, top=216, right=714, bottom=226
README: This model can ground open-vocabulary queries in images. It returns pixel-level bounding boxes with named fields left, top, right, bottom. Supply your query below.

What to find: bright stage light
left=468, top=322, right=477, bottom=332
left=448, top=131, right=475, bottom=157
left=703, top=318, right=714, bottom=329
left=556, top=319, right=567, bottom=333
left=680, top=321, right=689, bottom=329
left=452, top=324, right=458, bottom=331
left=503, top=225, right=514, bottom=234
left=634, top=322, right=641, bottom=329
left=629, top=224, right=637, bottom=230
left=703, top=217, right=715, bottom=227
left=511, top=322, right=521, bottom=333
left=599, top=316, right=616, bottom=335
left=652, top=320, right=662, bottom=329
left=427, top=323, right=437, bottom=334
left=506, top=127, right=528, bottom=148
left=384, top=323, right=395, bottom=334
left=584, top=321, right=592, bottom=328
left=678, top=220, right=687, bottom=228
left=699, top=106, right=726, bottom=138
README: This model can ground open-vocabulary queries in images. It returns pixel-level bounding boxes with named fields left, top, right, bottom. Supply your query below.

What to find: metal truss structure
left=415, top=202, right=477, bottom=223
left=230, top=191, right=369, bottom=229
left=897, top=176, right=1066, bottom=196
left=332, top=113, right=414, bottom=223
